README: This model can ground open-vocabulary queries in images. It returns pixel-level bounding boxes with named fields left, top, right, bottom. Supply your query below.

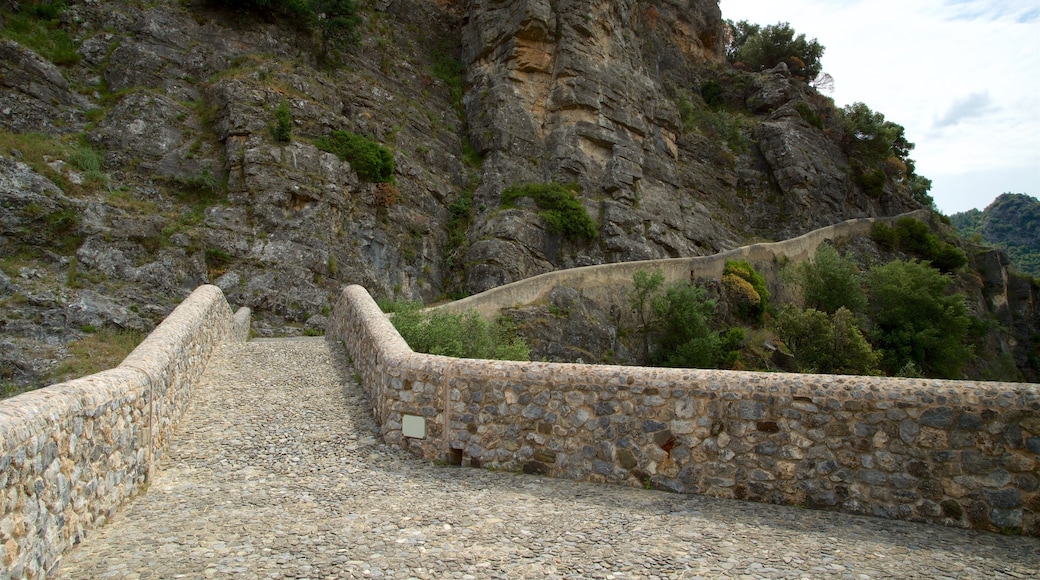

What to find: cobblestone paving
left=57, top=339, right=1039, bottom=579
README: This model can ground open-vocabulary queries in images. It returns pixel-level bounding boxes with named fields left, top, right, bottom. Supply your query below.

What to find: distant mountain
left=951, top=193, right=1040, bottom=277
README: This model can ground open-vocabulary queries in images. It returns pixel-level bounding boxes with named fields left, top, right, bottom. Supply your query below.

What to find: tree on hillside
left=866, top=259, right=972, bottom=378
left=838, top=102, right=934, bottom=207
left=629, top=269, right=665, bottom=362
left=775, top=305, right=878, bottom=375
left=310, top=0, right=360, bottom=57
left=726, top=20, right=825, bottom=81
left=790, top=244, right=866, bottom=315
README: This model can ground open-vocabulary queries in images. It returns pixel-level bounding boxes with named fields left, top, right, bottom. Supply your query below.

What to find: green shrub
left=866, top=259, right=972, bottom=378
left=870, top=222, right=899, bottom=251
left=775, top=305, right=878, bottom=375
left=651, top=282, right=735, bottom=369
left=501, top=182, right=598, bottom=242
left=315, top=130, right=395, bottom=183
left=700, top=80, right=724, bottom=108
left=792, top=245, right=866, bottom=314
left=726, top=20, right=825, bottom=80
left=855, top=168, right=886, bottom=198
left=386, top=302, right=529, bottom=361
left=871, top=218, right=967, bottom=272
left=207, top=0, right=359, bottom=57
left=723, top=259, right=769, bottom=322
left=722, top=274, right=761, bottom=322
left=628, top=269, right=740, bottom=369
left=271, top=100, right=293, bottom=143
left=794, top=102, right=823, bottom=130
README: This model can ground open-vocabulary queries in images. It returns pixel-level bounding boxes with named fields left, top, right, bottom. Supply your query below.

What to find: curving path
left=57, top=338, right=1038, bottom=579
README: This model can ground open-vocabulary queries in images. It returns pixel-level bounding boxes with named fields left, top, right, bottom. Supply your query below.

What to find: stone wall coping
left=0, top=284, right=248, bottom=578
left=429, top=209, right=930, bottom=319
left=330, top=282, right=1039, bottom=536
left=0, top=368, right=147, bottom=452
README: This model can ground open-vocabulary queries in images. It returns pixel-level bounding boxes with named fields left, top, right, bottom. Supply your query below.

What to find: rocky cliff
left=0, top=0, right=938, bottom=390
left=951, top=193, right=1040, bottom=277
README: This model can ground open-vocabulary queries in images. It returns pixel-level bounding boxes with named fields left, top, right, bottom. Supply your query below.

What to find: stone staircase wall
left=0, top=285, right=249, bottom=579
left=329, top=283, right=1039, bottom=536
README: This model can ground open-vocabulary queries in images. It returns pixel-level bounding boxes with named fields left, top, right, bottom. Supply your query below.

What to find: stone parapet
left=428, top=210, right=930, bottom=320
left=329, top=284, right=1040, bottom=536
left=0, top=285, right=249, bottom=579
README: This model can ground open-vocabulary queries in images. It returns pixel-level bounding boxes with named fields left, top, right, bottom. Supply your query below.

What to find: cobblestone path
left=57, top=339, right=1038, bottom=579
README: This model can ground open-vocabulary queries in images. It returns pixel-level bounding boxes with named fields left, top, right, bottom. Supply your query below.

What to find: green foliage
left=204, top=247, right=233, bottom=277
left=431, top=49, right=465, bottom=119
left=871, top=218, right=967, bottom=272
left=271, top=100, right=293, bottom=143
left=700, top=80, right=724, bottom=108
left=838, top=103, right=932, bottom=206
left=629, top=269, right=666, bottom=361
left=792, top=245, right=866, bottom=315
left=726, top=20, right=825, bottom=80
left=855, top=168, right=886, bottom=198
left=207, top=0, right=359, bottom=57
left=951, top=193, right=1040, bottom=277
left=0, top=2, right=81, bottom=66
left=501, top=182, right=598, bottom=242
left=775, top=305, right=879, bottom=375
left=315, top=130, right=395, bottom=183
left=628, top=269, right=741, bottom=369
left=69, top=146, right=104, bottom=173
left=723, top=260, right=770, bottom=322
left=651, top=283, right=738, bottom=369
left=47, top=328, right=145, bottom=385
left=866, top=260, right=972, bottom=378
left=387, top=302, right=529, bottom=361
left=675, top=91, right=750, bottom=153
left=794, top=102, right=823, bottom=130
left=444, top=189, right=474, bottom=271
left=309, top=0, right=361, bottom=57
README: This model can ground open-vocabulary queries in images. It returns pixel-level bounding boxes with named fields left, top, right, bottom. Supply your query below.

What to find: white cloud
left=931, top=92, right=996, bottom=131
left=719, top=0, right=1040, bottom=212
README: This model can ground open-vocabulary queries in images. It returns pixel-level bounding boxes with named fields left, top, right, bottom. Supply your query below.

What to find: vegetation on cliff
left=951, top=193, right=1040, bottom=277
left=382, top=301, right=529, bottom=361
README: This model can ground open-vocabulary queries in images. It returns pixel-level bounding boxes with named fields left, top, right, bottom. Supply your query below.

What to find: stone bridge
left=1, top=213, right=1038, bottom=578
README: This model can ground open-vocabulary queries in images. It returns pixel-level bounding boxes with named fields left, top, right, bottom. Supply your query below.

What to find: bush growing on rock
left=501, top=182, right=598, bottom=242
left=725, top=20, right=825, bottom=81
left=385, top=301, right=529, bottom=361
left=789, top=244, right=866, bottom=315
left=271, top=100, right=293, bottom=143
left=722, top=260, right=769, bottom=322
left=315, top=130, right=395, bottom=183
left=865, top=259, right=972, bottom=378
left=774, top=305, right=878, bottom=375
left=870, top=218, right=967, bottom=273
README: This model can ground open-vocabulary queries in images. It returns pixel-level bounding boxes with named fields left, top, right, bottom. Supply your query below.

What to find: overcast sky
left=720, top=0, right=1040, bottom=214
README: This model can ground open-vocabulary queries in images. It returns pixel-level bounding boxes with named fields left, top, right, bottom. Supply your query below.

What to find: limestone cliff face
left=459, top=0, right=730, bottom=293
left=0, top=0, right=930, bottom=389
left=456, top=0, right=918, bottom=293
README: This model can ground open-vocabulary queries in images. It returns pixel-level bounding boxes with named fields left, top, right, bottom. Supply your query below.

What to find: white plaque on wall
left=402, top=414, right=426, bottom=439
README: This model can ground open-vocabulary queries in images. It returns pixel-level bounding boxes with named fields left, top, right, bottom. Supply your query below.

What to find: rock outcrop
left=457, top=0, right=919, bottom=293
left=0, top=0, right=960, bottom=390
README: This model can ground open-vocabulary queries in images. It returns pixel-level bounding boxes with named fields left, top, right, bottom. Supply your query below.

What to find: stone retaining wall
left=329, top=284, right=1040, bottom=536
left=428, top=210, right=930, bottom=320
left=0, top=285, right=247, bottom=579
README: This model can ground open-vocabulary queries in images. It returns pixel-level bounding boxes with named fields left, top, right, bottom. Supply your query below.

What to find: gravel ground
left=56, top=339, right=1039, bottom=579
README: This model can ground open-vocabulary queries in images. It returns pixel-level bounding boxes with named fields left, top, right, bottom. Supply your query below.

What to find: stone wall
left=329, top=284, right=1040, bottom=536
left=0, top=285, right=247, bottom=579
left=429, top=210, right=929, bottom=320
